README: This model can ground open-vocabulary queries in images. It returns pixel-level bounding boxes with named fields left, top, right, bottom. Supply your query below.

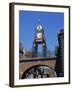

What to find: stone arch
left=21, top=64, right=57, bottom=79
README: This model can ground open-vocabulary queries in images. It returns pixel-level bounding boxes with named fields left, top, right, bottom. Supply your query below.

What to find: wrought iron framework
left=32, top=25, right=47, bottom=57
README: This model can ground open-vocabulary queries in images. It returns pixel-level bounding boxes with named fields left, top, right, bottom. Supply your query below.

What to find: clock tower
left=33, top=24, right=47, bottom=57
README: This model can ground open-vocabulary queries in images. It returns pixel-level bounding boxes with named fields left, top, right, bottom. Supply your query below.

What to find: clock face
left=37, top=33, right=42, bottom=39
left=37, top=25, right=42, bottom=31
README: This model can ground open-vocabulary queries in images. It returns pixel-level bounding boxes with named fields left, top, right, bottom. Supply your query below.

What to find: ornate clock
left=36, top=25, right=43, bottom=40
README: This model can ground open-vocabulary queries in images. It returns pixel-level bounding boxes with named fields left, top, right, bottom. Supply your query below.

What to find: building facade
left=55, top=29, right=64, bottom=77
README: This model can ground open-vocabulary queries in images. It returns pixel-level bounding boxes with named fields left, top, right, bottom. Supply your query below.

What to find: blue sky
left=19, top=10, right=64, bottom=51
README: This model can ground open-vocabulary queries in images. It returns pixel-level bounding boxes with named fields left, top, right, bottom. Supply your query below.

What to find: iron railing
left=37, top=51, right=56, bottom=58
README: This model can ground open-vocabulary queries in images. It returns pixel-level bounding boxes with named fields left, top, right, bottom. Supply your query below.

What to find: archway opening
left=21, top=65, right=57, bottom=79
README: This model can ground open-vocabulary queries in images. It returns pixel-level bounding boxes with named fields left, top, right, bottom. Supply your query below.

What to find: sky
left=19, top=10, right=64, bottom=51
